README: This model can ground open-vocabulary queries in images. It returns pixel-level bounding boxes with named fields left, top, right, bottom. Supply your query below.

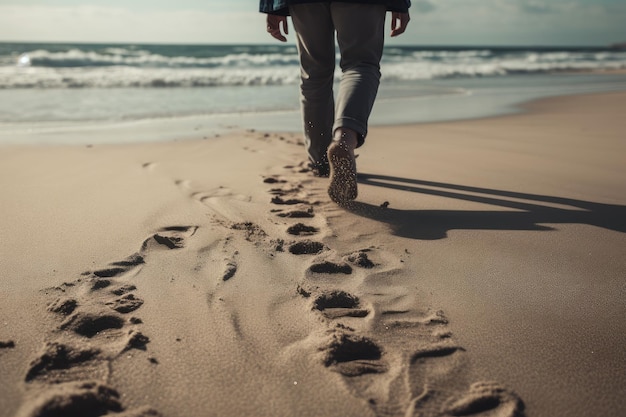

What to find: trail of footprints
left=186, top=154, right=525, bottom=416
left=19, top=227, right=197, bottom=417
left=263, top=160, right=526, bottom=417
left=21, top=145, right=525, bottom=416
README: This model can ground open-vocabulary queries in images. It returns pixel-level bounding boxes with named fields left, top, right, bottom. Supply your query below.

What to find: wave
left=2, top=64, right=625, bottom=89
left=0, top=66, right=302, bottom=88
left=382, top=59, right=626, bottom=81
left=2, top=62, right=625, bottom=89
left=8, top=48, right=301, bottom=69
left=1, top=44, right=625, bottom=88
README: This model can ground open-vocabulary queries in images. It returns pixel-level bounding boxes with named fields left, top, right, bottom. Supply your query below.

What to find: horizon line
left=1, top=40, right=623, bottom=49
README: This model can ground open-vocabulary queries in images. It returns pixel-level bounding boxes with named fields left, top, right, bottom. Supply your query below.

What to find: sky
left=0, top=0, right=625, bottom=46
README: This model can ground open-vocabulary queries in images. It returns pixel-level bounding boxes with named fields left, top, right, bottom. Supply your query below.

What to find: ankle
left=332, top=128, right=358, bottom=152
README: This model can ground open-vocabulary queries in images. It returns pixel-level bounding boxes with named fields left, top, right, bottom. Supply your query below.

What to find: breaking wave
left=1, top=43, right=625, bottom=89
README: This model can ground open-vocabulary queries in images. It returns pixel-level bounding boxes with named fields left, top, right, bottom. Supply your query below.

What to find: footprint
left=90, top=279, right=112, bottom=291
left=60, top=312, right=125, bottom=338
left=16, top=381, right=124, bottom=417
left=141, top=226, right=198, bottom=251
left=262, top=176, right=287, bottom=184
left=444, top=381, right=525, bottom=417
left=287, top=223, right=319, bottom=236
left=110, top=284, right=137, bottom=296
left=88, top=253, right=145, bottom=279
left=322, top=331, right=387, bottom=377
left=47, top=298, right=78, bottom=316
left=85, top=227, right=196, bottom=280
left=383, top=309, right=449, bottom=329
left=268, top=184, right=304, bottom=196
left=288, top=240, right=325, bottom=255
left=271, top=196, right=310, bottom=205
left=25, top=342, right=103, bottom=383
left=321, top=289, right=474, bottom=416
left=411, top=345, right=465, bottom=364
left=344, top=250, right=377, bottom=269
left=106, top=294, right=144, bottom=314
left=308, top=261, right=352, bottom=274
left=231, top=222, right=268, bottom=243
left=110, top=253, right=146, bottom=267
left=406, top=342, right=469, bottom=408
left=275, top=208, right=315, bottom=218
left=92, top=268, right=132, bottom=279
left=313, top=291, right=369, bottom=319
left=16, top=381, right=162, bottom=417
left=314, top=291, right=359, bottom=309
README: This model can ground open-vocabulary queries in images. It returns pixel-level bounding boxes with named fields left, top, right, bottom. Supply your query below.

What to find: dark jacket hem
left=260, top=0, right=410, bottom=16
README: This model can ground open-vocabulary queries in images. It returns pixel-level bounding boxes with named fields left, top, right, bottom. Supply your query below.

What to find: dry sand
left=1, top=92, right=625, bottom=417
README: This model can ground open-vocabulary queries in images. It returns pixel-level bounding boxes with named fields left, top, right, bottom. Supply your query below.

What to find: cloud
left=518, top=0, right=554, bottom=14
left=413, top=0, right=436, bottom=13
left=387, top=0, right=626, bottom=46
left=1, top=1, right=625, bottom=46
left=494, top=0, right=558, bottom=14
left=0, top=5, right=263, bottom=44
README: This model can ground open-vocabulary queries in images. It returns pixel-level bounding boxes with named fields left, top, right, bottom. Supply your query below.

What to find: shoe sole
left=327, top=144, right=357, bottom=204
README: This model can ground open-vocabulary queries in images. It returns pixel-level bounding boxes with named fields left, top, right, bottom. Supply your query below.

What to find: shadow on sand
left=342, top=173, right=626, bottom=240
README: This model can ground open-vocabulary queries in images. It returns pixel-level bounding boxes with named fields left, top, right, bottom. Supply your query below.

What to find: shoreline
left=1, top=87, right=625, bottom=417
left=2, top=72, right=626, bottom=146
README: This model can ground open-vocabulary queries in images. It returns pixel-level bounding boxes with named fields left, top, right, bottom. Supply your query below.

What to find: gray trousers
left=290, top=3, right=386, bottom=165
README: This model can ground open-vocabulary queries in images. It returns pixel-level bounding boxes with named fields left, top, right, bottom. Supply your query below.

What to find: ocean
left=1, top=42, right=626, bottom=144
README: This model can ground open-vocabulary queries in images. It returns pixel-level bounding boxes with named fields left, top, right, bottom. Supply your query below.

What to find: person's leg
left=332, top=3, right=386, bottom=145
left=289, top=3, right=336, bottom=175
left=327, top=4, right=386, bottom=203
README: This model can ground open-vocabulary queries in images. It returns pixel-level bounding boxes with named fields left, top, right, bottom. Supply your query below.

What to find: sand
left=1, top=92, right=625, bottom=417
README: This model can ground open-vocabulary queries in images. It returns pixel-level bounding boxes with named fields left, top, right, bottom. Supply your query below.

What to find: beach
left=1, top=90, right=625, bottom=417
